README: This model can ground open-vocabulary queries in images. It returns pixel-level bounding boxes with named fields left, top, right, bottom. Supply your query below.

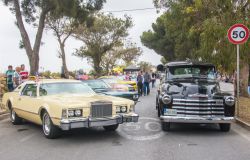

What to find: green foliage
left=73, top=13, right=133, bottom=76
left=142, top=0, right=250, bottom=71
left=143, top=0, right=250, bottom=96
left=137, top=61, right=153, bottom=72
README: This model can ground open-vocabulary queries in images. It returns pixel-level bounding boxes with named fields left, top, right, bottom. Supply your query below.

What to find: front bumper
left=160, top=116, right=234, bottom=124
left=60, top=113, right=139, bottom=131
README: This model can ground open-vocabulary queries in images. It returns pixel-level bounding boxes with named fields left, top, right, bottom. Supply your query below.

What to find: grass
left=237, top=97, right=250, bottom=124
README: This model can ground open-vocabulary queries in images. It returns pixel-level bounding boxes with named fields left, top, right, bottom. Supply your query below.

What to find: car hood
left=164, top=81, right=230, bottom=98
left=41, top=94, right=133, bottom=107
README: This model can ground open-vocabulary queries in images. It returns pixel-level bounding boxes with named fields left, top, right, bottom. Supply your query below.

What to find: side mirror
left=157, top=64, right=165, bottom=72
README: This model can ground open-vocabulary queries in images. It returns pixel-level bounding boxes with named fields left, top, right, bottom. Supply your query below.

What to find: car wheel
left=42, top=111, right=61, bottom=139
left=219, top=123, right=231, bottom=132
left=162, top=122, right=170, bottom=131
left=156, top=96, right=158, bottom=110
left=10, top=108, right=22, bottom=125
left=103, top=124, right=119, bottom=131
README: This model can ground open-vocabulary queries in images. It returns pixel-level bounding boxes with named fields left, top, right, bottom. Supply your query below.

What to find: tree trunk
left=240, top=61, right=249, bottom=97
left=59, top=42, right=69, bottom=79
left=93, top=59, right=102, bottom=77
left=14, top=0, right=47, bottom=76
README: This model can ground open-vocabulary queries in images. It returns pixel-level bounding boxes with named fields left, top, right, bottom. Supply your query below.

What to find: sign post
left=227, top=23, right=249, bottom=117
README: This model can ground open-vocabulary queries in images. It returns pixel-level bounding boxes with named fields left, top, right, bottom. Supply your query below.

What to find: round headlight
left=75, top=109, right=82, bottom=116
left=162, top=95, right=172, bottom=104
left=68, top=110, right=74, bottom=117
left=121, top=106, right=127, bottom=113
left=116, top=106, right=121, bottom=113
left=224, top=96, right=235, bottom=106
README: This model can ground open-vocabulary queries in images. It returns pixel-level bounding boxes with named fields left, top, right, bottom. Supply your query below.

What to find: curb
left=235, top=118, right=250, bottom=131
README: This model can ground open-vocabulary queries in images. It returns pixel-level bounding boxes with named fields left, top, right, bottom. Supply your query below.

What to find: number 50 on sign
left=227, top=24, right=249, bottom=44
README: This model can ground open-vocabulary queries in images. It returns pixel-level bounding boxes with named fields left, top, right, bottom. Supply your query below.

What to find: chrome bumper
left=60, top=113, right=139, bottom=131
left=160, top=116, right=234, bottom=124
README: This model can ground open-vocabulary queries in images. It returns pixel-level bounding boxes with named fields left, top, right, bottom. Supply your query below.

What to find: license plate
left=164, top=108, right=177, bottom=116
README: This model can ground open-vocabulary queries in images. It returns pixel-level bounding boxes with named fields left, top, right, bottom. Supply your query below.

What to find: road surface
left=0, top=81, right=249, bottom=160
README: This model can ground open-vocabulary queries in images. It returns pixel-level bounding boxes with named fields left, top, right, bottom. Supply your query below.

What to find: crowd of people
left=136, top=71, right=157, bottom=96
left=5, top=64, right=29, bottom=92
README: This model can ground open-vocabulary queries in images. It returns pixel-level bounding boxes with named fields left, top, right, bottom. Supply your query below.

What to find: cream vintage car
left=1, top=79, right=139, bottom=139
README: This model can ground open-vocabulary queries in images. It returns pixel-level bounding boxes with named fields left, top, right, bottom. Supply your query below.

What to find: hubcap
left=11, top=109, right=15, bottom=122
left=43, top=113, right=51, bottom=135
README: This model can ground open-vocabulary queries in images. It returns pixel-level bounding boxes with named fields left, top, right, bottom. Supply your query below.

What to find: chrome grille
left=172, top=98, right=224, bottom=117
left=91, top=101, right=112, bottom=118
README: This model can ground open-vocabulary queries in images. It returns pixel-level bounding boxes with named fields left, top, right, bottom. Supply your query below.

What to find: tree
left=73, top=13, right=133, bottom=76
left=3, top=0, right=105, bottom=75
left=138, top=61, right=153, bottom=72
left=120, top=42, right=142, bottom=66
left=142, top=0, right=250, bottom=97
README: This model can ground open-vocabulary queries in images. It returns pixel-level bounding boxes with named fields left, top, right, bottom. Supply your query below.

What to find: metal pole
left=237, top=44, right=240, bottom=117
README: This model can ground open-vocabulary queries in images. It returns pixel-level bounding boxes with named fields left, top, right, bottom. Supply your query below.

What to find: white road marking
left=232, top=124, right=250, bottom=141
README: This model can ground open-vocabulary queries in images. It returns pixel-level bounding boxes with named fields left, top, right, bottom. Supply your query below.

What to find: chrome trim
left=160, top=116, right=234, bottom=123
left=172, top=106, right=224, bottom=110
left=173, top=99, right=224, bottom=103
left=60, top=113, right=139, bottom=131
left=172, top=103, right=223, bottom=106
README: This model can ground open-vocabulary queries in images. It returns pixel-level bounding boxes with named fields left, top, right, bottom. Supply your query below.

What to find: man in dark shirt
left=143, top=71, right=151, bottom=96
left=137, top=71, right=143, bottom=96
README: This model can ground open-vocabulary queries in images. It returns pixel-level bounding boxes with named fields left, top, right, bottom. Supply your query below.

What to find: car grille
left=172, top=98, right=224, bottom=117
left=91, top=101, right=112, bottom=118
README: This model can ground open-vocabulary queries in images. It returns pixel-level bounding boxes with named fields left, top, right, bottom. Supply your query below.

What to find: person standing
left=20, top=64, right=29, bottom=83
left=14, top=67, right=21, bottom=88
left=137, top=71, right=143, bottom=96
left=143, top=71, right=151, bottom=96
left=5, top=65, right=15, bottom=92
left=151, top=71, right=156, bottom=88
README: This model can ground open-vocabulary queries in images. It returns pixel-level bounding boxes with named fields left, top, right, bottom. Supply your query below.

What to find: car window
left=22, top=84, right=37, bottom=97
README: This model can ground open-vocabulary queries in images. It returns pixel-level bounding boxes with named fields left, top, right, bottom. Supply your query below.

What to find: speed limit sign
left=227, top=24, right=249, bottom=44
left=227, top=23, right=249, bottom=118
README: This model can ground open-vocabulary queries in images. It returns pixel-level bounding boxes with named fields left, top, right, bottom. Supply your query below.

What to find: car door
left=16, top=84, right=40, bottom=122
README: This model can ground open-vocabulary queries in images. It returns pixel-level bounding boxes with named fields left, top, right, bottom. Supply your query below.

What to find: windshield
left=83, top=80, right=111, bottom=89
left=39, top=82, right=95, bottom=96
left=167, top=65, right=216, bottom=80
left=100, top=78, right=118, bottom=84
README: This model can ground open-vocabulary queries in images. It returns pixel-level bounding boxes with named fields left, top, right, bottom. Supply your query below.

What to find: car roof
left=24, top=79, right=80, bottom=85
left=166, top=61, right=215, bottom=67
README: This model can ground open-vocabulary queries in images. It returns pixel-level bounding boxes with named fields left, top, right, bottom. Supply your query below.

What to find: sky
left=0, top=0, right=162, bottom=73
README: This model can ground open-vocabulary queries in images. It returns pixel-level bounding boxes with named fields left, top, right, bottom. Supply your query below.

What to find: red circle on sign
left=227, top=24, right=249, bottom=44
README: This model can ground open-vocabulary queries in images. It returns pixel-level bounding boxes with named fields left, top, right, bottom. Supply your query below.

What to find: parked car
left=156, top=61, right=235, bottom=132
left=1, top=79, right=139, bottom=139
left=81, top=79, right=139, bottom=102
left=99, top=76, right=137, bottom=91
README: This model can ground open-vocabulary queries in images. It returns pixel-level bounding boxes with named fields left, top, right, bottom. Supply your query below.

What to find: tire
left=103, top=124, right=119, bottom=131
left=10, top=108, right=22, bottom=125
left=162, top=122, right=170, bottom=131
left=156, top=96, right=159, bottom=110
left=219, top=123, right=231, bottom=132
left=157, top=107, right=161, bottom=117
left=42, top=111, right=61, bottom=139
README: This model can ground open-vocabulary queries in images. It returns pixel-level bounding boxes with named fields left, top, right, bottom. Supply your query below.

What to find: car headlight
left=121, top=106, right=127, bottom=112
left=75, top=109, right=82, bottom=116
left=68, top=109, right=83, bottom=117
left=133, top=94, right=139, bottom=100
left=116, top=106, right=121, bottom=113
left=224, top=96, right=235, bottom=106
left=162, top=94, right=172, bottom=104
left=116, top=105, right=127, bottom=113
left=129, top=104, right=135, bottom=112
left=62, top=109, right=67, bottom=118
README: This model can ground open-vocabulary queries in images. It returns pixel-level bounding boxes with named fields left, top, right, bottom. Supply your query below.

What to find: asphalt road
left=0, top=81, right=250, bottom=160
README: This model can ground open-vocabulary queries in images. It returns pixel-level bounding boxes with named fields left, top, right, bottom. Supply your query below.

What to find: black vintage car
left=156, top=61, right=235, bottom=132
left=81, top=79, right=139, bottom=102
